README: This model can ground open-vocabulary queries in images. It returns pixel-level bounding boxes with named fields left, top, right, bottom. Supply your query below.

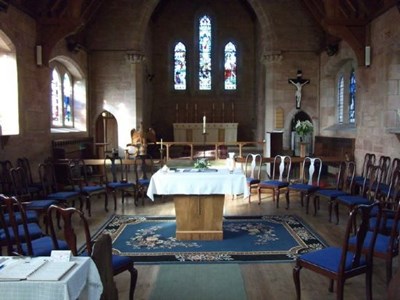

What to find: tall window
left=199, top=15, right=212, bottom=90
left=50, top=58, right=86, bottom=132
left=349, top=69, right=356, bottom=124
left=0, top=31, right=19, bottom=135
left=224, top=42, right=237, bottom=90
left=174, top=42, right=187, bottom=90
left=337, top=75, right=344, bottom=123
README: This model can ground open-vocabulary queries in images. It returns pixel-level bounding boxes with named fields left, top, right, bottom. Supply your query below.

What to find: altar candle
left=203, top=115, right=206, bottom=134
left=160, top=138, right=163, bottom=149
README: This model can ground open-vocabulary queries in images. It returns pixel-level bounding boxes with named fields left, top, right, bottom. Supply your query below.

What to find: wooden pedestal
left=174, top=195, right=225, bottom=240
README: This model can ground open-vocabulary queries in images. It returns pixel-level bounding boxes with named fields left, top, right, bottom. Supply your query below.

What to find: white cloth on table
left=147, top=168, right=249, bottom=200
left=0, top=256, right=103, bottom=300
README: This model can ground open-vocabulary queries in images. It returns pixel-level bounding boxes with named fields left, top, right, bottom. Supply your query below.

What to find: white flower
left=295, top=120, right=313, bottom=137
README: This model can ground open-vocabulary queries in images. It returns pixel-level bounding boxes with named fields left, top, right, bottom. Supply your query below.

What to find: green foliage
left=295, top=120, right=313, bottom=137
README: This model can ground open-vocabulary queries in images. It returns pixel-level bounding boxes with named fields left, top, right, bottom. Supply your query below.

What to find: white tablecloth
left=0, top=256, right=103, bottom=300
left=147, top=168, right=250, bottom=200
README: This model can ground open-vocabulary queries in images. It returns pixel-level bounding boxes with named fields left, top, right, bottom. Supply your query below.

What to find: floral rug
left=95, top=215, right=327, bottom=264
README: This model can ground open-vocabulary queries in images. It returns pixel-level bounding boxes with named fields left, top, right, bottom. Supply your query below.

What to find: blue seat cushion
left=107, top=182, right=135, bottom=189
left=138, top=178, right=150, bottom=186
left=289, top=183, right=319, bottom=193
left=298, top=247, right=366, bottom=272
left=25, top=199, right=58, bottom=210
left=259, top=180, right=289, bottom=188
left=20, top=236, right=69, bottom=256
left=349, top=231, right=398, bottom=255
left=111, top=254, right=133, bottom=272
left=3, top=211, right=38, bottom=225
left=336, top=195, right=371, bottom=206
left=316, top=189, right=349, bottom=199
left=82, top=185, right=106, bottom=194
left=0, top=223, right=43, bottom=242
left=48, top=191, right=80, bottom=201
left=246, top=178, right=260, bottom=185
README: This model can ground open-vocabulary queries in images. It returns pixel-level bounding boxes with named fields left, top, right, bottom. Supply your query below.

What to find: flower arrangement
left=295, top=120, right=313, bottom=140
left=193, top=158, right=210, bottom=169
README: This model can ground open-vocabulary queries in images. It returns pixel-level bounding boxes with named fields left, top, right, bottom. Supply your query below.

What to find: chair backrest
left=0, top=194, right=36, bottom=255
left=104, top=156, right=129, bottom=183
left=16, top=157, right=35, bottom=185
left=378, top=155, right=391, bottom=184
left=9, top=167, right=31, bottom=200
left=47, top=205, right=92, bottom=256
left=337, top=161, right=356, bottom=192
left=341, top=202, right=381, bottom=273
left=0, top=160, right=13, bottom=195
left=39, top=162, right=59, bottom=196
left=361, top=164, right=383, bottom=200
left=244, top=153, right=262, bottom=180
left=271, top=155, right=291, bottom=182
left=387, top=158, right=400, bottom=185
left=133, top=154, right=154, bottom=181
left=360, top=153, right=376, bottom=177
left=383, top=168, right=400, bottom=209
left=300, top=157, right=322, bottom=186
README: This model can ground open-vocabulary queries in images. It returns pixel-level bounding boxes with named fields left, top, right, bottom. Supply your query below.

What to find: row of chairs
left=0, top=194, right=138, bottom=299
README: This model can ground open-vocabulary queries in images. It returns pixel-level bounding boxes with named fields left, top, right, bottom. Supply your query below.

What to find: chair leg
left=313, top=195, right=319, bottom=216
left=336, top=279, right=345, bottom=300
left=366, top=270, right=373, bottom=300
left=104, top=192, right=109, bottom=212
left=293, top=264, right=301, bottom=300
left=86, top=196, right=91, bottom=217
left=334, top=201, right=340, bottom=225
left=128, top=266, right=138, bottom=300
left=387, top=257, right=393, bottom=285
left=257, top=187, right=262, bottom=204
left=276, top=189, right=280, bottom=208
left=285, top=190, right=290, bottom=209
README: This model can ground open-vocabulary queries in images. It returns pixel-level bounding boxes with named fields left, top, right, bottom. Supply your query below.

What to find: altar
left=147, top=168, right=249, bottom=240
left=173, top=123, right=238, bottom=142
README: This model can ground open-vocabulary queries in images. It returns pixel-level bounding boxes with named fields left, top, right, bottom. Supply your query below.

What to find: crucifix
left=288, top=70, right=310, bottom=109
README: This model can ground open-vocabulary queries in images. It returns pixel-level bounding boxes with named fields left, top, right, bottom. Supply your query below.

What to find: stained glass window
left=224, top=42, right=237, bottom=90
left=349, top=69, right=356, bottom=124
left=199, top=15, right=212, bottom=90
left=174, top=42, right=186, bottom=90
left=51, top=69, right=62, bottom=126
left=337, top=75, right=344, bottom=123
left=63, top=74, right=73, bottom=126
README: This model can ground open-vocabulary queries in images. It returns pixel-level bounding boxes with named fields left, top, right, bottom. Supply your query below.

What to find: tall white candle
left=203, top=115, right=206, bottom=134
left=160, top=138, right=163, bottom=149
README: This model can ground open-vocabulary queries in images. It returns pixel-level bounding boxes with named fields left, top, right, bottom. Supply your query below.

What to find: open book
left=0, top=258, right=76, bottom=281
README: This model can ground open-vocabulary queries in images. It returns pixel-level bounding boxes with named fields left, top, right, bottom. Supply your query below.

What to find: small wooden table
left=147, top=168, right=249, bottom=240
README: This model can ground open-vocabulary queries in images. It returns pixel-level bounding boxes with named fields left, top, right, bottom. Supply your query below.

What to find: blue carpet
left=99, top=215, right=327, bottom=264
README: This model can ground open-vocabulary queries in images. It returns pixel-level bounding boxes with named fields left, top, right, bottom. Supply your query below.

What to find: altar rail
left=127, top=141, right=266, bottom=161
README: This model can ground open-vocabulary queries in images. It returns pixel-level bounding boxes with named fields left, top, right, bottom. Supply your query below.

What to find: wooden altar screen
left=173, top=123, right=238, bottom=142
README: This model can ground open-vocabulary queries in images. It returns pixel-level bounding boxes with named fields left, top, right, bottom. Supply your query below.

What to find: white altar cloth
left=147, top=168, right=249, bottom=200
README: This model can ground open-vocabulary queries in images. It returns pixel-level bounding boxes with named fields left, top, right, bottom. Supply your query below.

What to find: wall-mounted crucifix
left=288, top=70, right=310, bottom=109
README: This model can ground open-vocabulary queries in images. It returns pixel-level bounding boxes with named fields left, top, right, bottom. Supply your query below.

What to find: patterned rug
left=96, top=215, right=327, bottom=264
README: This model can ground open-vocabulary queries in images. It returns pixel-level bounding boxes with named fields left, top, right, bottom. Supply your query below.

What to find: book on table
left=0, top=257, right=76, bottom=281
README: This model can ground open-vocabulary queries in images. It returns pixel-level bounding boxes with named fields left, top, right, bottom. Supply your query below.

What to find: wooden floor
left=80, top=189, right=392, bottom=300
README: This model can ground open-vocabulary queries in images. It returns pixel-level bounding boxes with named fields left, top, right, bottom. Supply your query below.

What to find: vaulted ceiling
left=1, top=0, right=399, bottom=64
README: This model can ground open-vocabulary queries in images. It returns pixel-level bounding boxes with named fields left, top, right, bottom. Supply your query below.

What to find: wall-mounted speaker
left=365, top=46, right=371, bottom=67
left=36, top=45, right=42, bottom=66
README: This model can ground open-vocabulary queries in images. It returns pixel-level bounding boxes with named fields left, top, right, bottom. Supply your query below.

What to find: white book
left=27, top=261, right=76, bottom=281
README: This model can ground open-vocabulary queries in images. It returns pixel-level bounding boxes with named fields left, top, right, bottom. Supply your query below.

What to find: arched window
left=337, top=75, right=344, bottom=123
left=224, top=42, right=237, bottom=90
left=0, top=31, right=19, bottom=135
left=174, top=42, right=186, bottom=90
left=198, top=15, right=212, bottom=90
left=349, top=69, right=356, bottom=124
left=50, top=59, right=86, bottom=131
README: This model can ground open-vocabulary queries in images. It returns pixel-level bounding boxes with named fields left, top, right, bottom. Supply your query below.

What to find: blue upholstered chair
left=47, top=205, right=138, bottom=300
left=353, top=153, right=376, bottom=193
left=313, top=161, right=355, bottom=222
left=285, top=157, right=322, bottom=214
left=243, top=153, right=262, bottom=203
left=0, top=194, right=68, bottom=256
left=293, top=202, right=381, bottom=300
left=133, top=154, right=154, bottom=206
left=104, top=156, right=136, bottom=210
left=258, top=155, right=291, bottom=207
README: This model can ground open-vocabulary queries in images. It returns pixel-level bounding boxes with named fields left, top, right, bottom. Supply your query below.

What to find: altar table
left=0, top=256, right=102, bottom=300
left=173, top=123, right=238, bottom=143
left=147, top=168, right=249, bottom=240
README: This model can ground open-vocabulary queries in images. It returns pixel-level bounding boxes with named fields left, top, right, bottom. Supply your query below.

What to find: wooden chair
left=69, top=159, right=108, bottom=217
left=354, top=153, right=376, bottom=192
left=0, top=194, right=67, bottom=256
left=285, top=157, right=322, bottom=214
left=16, top=157, right=42, bottom=197
left=104, top=156, right=136, bottom=210
left=133, top=154, right=154, bottom=206
left=258, top=155, right=291, bottom=207
left=243, top=153, right=262, bottom=202
left=379, top=158, right=400, bottom=201
left=9, top=166, right=59, bottom=231
left=47, top=205, right=138, bottom=300
left=0, top=160, right=13, bottom=196
left=335, top=165, right=383, bottom=227
left=313, top=161, right=355, bottom=222
left=38, top=162, right=82, bottom=208
left=293, top=201, right=381, bottom=300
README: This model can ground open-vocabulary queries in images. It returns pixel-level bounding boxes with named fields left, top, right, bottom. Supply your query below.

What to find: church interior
left=1, top=0, right=400, bottom=299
